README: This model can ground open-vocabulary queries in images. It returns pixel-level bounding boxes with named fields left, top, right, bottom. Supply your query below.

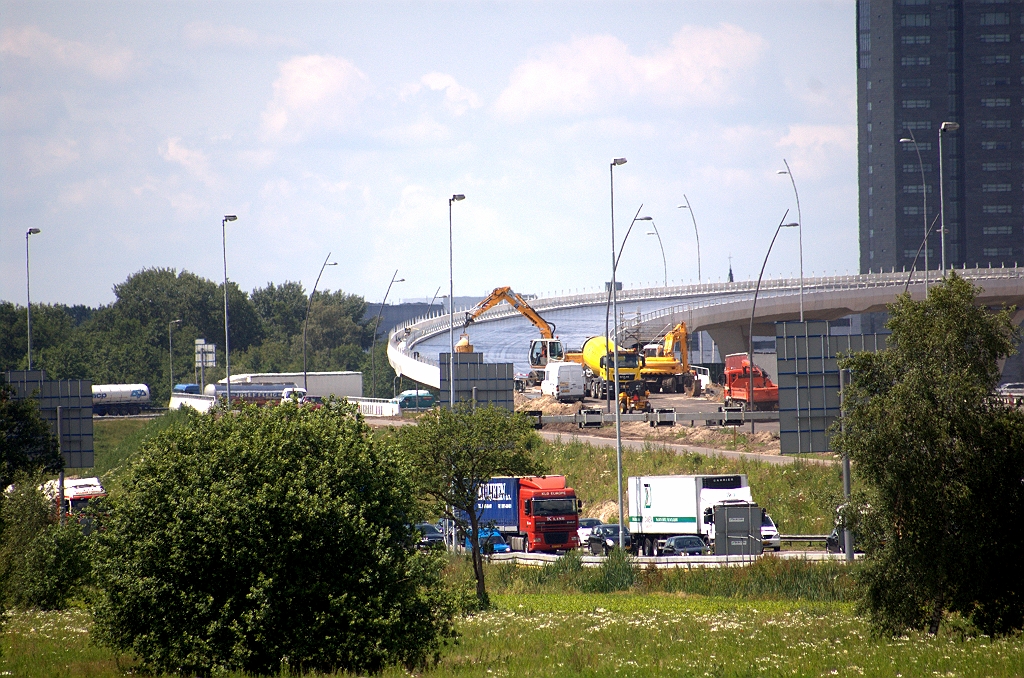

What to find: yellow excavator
left=639, top=322, right=702, bottom=396
left=459, top=286, right=564, bottom=385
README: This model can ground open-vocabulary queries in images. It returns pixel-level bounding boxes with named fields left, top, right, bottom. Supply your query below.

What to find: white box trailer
left=627, top=474, right=752, bottom=556
left=225, top=372, right=362, bottom=399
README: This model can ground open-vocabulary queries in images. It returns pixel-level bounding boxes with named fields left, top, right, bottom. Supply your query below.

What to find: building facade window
left=980, top=98, right=1012, bottom=107
left=902, top=99, right=932, bottom=108
left=979, top=12, right=1010, bottom=25
left=904, top=206, right=922, bottom=215
left=901, top=35, right=931, bottom=44
left=902, top=78, right=931, bottom=87
left=901, top=56, right=932, bottom=66
left=902, top=13, right=932, bottom=27
left=982, top=162, right=1012, bottom=171
left=978, top=34, right=1010, bottom=42
left=979, top=120, right=1011, bottom=128
left=982, top=184, right=1012, bottom=192
left=983, top=225, right=1014, bottom=235
left=903, top=163, right=933, bottom=172
left=983, top=247, right=1014, bottom=256
left=982, top=205, right=1013, bottom=213
left=902, top=121, right=933, bottom=130
left=981, top=141, right=1012, bottom=149
left=903, top=185, right=933, bottom=194
left=980, top=55, right=1011, bottom=64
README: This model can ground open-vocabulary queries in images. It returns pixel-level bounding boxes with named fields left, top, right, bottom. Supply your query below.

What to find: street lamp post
left=777, top=160, right=804, bottom=322
left=609, top=157, right=627, bottom=548
left=221, top=215, right=237, bottom=406
left=371, top=270, right=404, bottom=397
left=749, top=213, right=797, bottom=434
left=677, top=196, right=702, bottom=283
left=938, top=121, right=959, bottom=275
left=604, top=206, right=644, bottom=415
left=900, top=131, right=930, bottom=292
left=169, top=319, right=182, bottom=394
left=303, top=253, right=337, bottom=391
left=25, top=228, right=41, bottom=370
left=448, top=193, right=465, bottom=408
left=644, top=219, right=667, bottom=287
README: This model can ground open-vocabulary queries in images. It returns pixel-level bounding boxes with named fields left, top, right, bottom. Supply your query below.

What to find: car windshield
left=532, top=498, right=577, bottom=516
left=762, top=514, right=775, bottom=527
left=601, top=525, right=627, bottom=536
left=677, top=537, right=704, bottom=548
left=580, top=518, right=601, bottom=528
left=482, top=533, right=506, bottom=545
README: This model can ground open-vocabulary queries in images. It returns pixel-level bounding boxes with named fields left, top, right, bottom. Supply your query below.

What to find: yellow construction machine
left=639, top=322, right=702, bottom=396
left=461, top=286, right=563, bottom=385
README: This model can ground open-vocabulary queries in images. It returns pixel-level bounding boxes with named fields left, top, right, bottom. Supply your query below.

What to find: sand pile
left=514, top=393, right=581, bottom=415
left=584, top=500, right=620, bottom=523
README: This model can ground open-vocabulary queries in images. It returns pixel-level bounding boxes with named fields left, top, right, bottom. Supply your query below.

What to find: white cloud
left=159, top=137, right=217, bottom=186
left=776, top=124, right=856, bottom=177
left=261, top=55, right=369, bottom=141
left=0, top=26, right=132, bottom=78
left=494, top=24, right=766, bottom=119
left=419, top=72, right=481, bottom=115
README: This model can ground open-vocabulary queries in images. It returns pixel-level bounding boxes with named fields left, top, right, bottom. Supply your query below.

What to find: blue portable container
left=474, top=477, right=519, bottom=533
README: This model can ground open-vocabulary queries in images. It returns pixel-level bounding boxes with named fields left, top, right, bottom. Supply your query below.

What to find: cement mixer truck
left=566, top=336, right=643, bottom=399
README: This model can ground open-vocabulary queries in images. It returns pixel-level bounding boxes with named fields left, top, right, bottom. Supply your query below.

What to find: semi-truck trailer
left=565, top=336, right=643, bottom=399
left=92, top=384, right=152, bottom=416
left=475, top=476, right=580, bottom=552
left=627, top=474, right=753, bottom=555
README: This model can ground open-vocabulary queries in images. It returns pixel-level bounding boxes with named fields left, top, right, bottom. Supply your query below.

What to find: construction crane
left=460, top=286, right=563, bottom=385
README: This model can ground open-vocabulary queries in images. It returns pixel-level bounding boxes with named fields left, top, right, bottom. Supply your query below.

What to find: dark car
left=587, top=523, right=631, bottom=556
left=825, top=527, right=863, bottom=554
left=415, top=522, right=445, bottom=550
left=661, top=535, right=708, bottom=556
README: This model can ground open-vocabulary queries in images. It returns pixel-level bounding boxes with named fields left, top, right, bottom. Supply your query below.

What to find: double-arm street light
left=221, top=215, right=237, bottom=406
left=448, top=194, right=465, bottom=408
left=371, top=270, right=404, bottom=397
left=749, top=213, right=798, bottom=433
left=303, top=253, right=337, bottom=391
left=777, top=160, right=805, bottom=322
left=677, top=196, right=702, bottom=283
left=644, top=217, right=667, bottom=287
left=938, top=121, right=959, bottom=274
left=25, top=228, right=41, bottom=370
left=169, top=319, right=182, bottom=394
left=899, top=130, right=930, bottom=292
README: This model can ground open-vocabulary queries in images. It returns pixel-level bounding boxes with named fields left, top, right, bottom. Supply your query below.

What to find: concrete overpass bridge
left=388, top=267, right=1024, bottom=389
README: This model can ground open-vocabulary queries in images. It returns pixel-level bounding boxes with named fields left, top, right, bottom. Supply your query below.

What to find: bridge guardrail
left=489, top=550, right=861, bottom=568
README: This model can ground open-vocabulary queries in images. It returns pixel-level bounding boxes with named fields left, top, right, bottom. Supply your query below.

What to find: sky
left=1, top=1, right=857, bottom=308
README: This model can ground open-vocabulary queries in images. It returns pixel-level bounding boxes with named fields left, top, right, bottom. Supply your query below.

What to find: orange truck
left=722, top=353, right=779, bottom=411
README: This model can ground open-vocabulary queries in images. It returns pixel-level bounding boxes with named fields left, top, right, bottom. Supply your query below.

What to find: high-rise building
left=858, top=0, right=1023, bottom=273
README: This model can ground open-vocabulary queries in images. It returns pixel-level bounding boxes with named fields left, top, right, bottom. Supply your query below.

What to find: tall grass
left=536, top=437, right=844, bottom=534
left=92, top=409, right=192, bottom=480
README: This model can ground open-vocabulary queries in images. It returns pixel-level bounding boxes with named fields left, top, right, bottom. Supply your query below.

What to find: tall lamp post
left=604, top=206, right=644, bottom=414
left=899, top=131, right=930, bottom=292
left=169, top=319, right=181, bottom=394
left=777, top=160, right=804, bottom=322
left=609, top=157, right=627, bottom=548
left=371, top=270, right=404, bottom=397
left=303, top=253, right=337, bottom=391
left=448, top=193, right=465, bottom=408
left=25, top=228, right=41, bottom=370
left=221, top=215, right=237, bottom=406
left=749, top=213, right=797, bottom=434
left=644, top=219, right=667, bottom=287
left=938, top=121, right=959, bottom=275
left=677, top=196, right=702, bottom=283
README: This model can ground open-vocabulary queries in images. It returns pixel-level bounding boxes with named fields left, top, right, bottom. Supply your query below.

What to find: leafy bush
left=13, top=521, right=92, bottom=610
left=585, top=548, right=636, bottom=593
left=91, top=401, right=457, bottom=676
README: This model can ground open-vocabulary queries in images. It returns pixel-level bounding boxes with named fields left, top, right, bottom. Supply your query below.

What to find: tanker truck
left=565, top=336, right=643, bottom=399
left=92, top=384, right=152, bottom=416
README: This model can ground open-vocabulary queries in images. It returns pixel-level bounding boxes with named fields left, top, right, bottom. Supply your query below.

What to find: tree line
left=0, top=267, right=400, bottom=401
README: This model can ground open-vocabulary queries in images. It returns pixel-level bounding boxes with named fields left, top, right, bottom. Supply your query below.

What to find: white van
left=541, top=361, right=585, bottom=402
left=692, top=366, right=711, bottom=392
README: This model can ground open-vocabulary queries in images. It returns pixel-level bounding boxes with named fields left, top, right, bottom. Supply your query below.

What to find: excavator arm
left=662, top=322, right=691, bottom=372
left=463, top=286, right=555, bottom=338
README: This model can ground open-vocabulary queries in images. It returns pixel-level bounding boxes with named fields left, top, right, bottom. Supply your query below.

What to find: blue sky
left=1, top=1, right=857, bottom=308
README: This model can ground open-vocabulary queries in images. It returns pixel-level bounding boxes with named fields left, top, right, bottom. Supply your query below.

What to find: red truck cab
left=517, top=476, right=581, bottom=552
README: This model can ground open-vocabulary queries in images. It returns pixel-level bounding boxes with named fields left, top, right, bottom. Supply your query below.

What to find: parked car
left=577, top=517, right=602, bottom=545
left=660, top=535, right=708, bottom=556
left=415, top=522, right=445, bottom=550
left=465, top=528, right=511, bottom=554
left=761, top=511, right=781, bottom=551
left=587, top=523, right=631, bottom=556
left=825, top=527, right=863, bottom=554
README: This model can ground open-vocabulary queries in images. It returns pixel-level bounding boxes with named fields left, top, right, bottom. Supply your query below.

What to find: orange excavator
left=460, top=286, right=564, bottom=385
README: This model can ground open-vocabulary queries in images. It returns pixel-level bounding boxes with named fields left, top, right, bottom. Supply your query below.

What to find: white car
left=761, top=512, right=781, bottom=552
left=577, top=518, right=602, bottom=546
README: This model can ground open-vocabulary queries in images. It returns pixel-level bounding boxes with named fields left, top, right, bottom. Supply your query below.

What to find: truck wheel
left=129, top=405, right=141, bottom=415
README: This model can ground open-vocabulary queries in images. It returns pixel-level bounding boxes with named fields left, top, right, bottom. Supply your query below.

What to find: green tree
left=398, top=405, right=543, bottom=608
left=251, top=281, right=308, bottom=341
left=832, top=273, right=1024, bottom=636
left=92, top=400, right=455, bottom=676
left=0, top=384, right=63, bottom=487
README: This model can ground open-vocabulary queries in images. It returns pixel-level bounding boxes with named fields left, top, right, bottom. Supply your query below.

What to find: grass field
left=4, top=593, right=1022, bottom=677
